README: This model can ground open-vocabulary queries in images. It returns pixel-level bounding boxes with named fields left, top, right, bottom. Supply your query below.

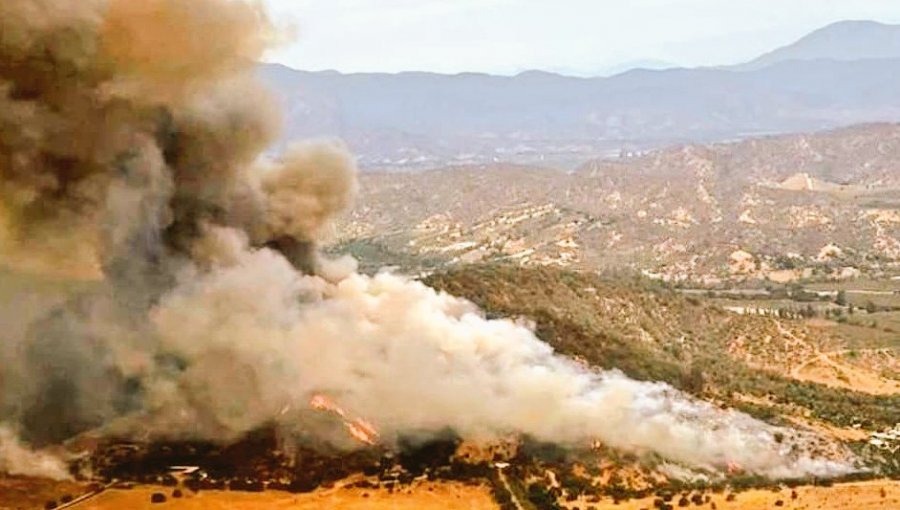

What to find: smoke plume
left=0, top=0, right=854, bottom=481
left=0, top=426, right=69, bottom=480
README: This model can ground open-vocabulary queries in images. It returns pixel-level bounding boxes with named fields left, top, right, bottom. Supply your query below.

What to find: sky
left=261, top=0, right=900, bottom=76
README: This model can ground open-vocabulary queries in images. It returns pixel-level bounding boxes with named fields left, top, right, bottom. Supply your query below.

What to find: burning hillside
left=0, top=0, right=863, bottom=497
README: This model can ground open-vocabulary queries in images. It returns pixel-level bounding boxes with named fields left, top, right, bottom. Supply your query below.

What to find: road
left=496, top=467, right=527, bottom=510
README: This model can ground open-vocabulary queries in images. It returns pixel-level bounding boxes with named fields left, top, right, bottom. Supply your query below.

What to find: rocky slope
left=334, top=124, right=900, bottom=283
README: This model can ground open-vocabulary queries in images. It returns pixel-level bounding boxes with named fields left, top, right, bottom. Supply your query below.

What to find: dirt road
left=791, top=347, right=900, bottom=395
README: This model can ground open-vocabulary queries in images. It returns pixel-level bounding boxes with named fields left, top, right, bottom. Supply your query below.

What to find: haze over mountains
left=260, top=20, right=900, bottom=169
left=736, top=20, right=900, bottom=70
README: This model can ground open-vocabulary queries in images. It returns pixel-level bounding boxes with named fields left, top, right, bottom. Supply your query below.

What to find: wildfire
left=346, top=420, right=378, bottom=446
left=309, top=394, right=379, bottom=446
left=309, top=394, right=347, bottom=418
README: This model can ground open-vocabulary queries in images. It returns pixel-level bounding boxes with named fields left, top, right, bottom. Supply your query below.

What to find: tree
left=835, top=290, right=848, bottom=306
left=682, top=363, right=705, bottom=394
left=527, top=483, right=563, bottom=510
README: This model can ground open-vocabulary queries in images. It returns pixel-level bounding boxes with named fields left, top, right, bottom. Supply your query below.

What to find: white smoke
left=0, top=426, right=70, bottom=480
left=145, top=234, right=855, bottom=478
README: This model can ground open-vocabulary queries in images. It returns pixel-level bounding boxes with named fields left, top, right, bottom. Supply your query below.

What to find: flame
left=727, top=461, right=743, bottom=475
left=347, top=419, right=379, bottom=446
left=309, top=393, right=379, bottom=445
left=353, top=417, right=379, bottom=439
left=309, top=394, right=347, bottom=418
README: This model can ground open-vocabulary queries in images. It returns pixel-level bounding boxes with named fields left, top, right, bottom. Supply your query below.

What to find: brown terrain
left=2, top=477, right=899, bottom=510
left=45, top=483, right=496, bottom=510
left=790, top=348, right=900, bottom=395
left=335, top=123, right=900, bottom=283
left=577, top=480, right=900, bottom=510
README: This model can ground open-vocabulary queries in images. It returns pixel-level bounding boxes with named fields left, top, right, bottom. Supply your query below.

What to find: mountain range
left=259, top=20, right=900, bottom=170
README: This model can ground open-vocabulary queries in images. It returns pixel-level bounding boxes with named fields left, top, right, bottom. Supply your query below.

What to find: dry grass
left=565, top=480, right=900, bottom=510
left=791, top=350, right=900, bottom=395
left=0, top=481, right=498, bottom=510
left=0, top=476, right=88, bottom=510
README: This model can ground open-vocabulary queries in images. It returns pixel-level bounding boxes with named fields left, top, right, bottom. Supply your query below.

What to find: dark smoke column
left=0, top=0, right=356, bottom=445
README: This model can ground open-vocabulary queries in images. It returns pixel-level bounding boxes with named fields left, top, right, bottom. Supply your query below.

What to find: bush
left=528, top=483, right=563, bottom=510
left=835, top=291, right=848, bottom=306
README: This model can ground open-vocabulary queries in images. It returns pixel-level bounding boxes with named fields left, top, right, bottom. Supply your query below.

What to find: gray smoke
left=0, top=0, right=351, bottom=451
left=0, top=426, right=69, bottom=480
left=0, top=0, right=855, bottom=481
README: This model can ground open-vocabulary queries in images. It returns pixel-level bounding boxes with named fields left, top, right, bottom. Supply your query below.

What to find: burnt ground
left=7, top=426, right=893, bottom=510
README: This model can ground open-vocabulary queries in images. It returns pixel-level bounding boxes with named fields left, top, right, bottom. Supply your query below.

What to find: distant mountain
left=259, top=20, right=900, bottom=170
left=736, top=20, right=900, bottom=71
left=259, top=58, right=900, bottom=169
left=598, top=59, right=678, bottom=77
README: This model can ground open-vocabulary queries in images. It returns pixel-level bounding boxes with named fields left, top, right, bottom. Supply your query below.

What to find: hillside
left=737, top=21, right=900, bottom=71
left=2, top=266, right=897, bottom=510
left=424, top=266, right=899, bottom=434
left=333, top=123, right=900, bottom=283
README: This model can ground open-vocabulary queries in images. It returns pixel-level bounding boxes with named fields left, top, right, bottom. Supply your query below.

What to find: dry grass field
left=0, top=479, right=498, bottom=510
left=568, top=480, right=900, bottom=510
left=1, top=477, right=897, bottom=510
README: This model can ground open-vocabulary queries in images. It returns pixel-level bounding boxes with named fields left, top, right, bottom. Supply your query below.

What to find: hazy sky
left=262, top=0, right=900, bottom=76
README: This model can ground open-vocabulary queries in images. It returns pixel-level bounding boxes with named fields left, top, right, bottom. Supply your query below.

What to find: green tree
left=835, top=290, right=848, bottom=306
